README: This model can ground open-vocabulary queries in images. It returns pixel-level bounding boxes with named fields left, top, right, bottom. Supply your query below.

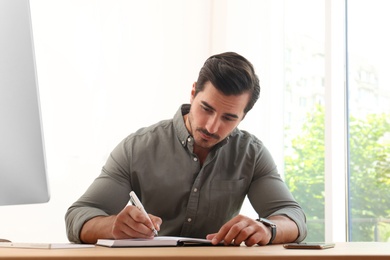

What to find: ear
left=190, top=82, right=196, bottom=103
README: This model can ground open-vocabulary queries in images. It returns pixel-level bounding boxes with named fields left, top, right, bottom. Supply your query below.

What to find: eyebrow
left=201, top=101, right=240, bottom=119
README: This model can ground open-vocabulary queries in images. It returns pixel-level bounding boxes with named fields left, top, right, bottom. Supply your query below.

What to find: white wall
left=0, top=0, right=282, bottom=243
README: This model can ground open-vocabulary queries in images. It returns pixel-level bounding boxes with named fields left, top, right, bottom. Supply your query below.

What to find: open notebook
left=96, top=236, right=219, bottom=247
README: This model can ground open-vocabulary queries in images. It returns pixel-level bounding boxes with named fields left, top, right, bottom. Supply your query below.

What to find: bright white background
left=1, top=0, right=286, bottom=243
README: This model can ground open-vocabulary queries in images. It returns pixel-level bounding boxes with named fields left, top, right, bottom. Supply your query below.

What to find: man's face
left=186, top=81, right=250, bottom=151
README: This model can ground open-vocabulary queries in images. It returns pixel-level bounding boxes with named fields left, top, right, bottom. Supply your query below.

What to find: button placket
left=181, top=166, right=203, bottom=236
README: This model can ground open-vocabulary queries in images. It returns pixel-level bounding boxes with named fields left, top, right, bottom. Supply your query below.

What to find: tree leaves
left=284, top=105, right=390, bottom=241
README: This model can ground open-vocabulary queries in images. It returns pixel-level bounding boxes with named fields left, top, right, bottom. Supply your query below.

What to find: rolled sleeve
left=65, top=206, right=108, bottom=243
left=269, top=207, right=307, bottom=243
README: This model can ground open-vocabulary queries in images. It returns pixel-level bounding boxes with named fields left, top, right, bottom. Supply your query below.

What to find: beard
left=194, top=127, right=220, bottom=150
left=186, top=112, right=221, bottom=150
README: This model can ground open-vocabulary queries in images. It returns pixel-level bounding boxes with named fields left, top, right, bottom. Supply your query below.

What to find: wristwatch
left=256, top=218, right=277, bottom=245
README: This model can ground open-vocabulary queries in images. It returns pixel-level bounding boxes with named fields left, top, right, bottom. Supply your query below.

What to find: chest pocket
left=207, top=178, right=248, bottom=220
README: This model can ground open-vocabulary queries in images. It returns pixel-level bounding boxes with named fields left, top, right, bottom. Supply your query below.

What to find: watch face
left=259, top=218, right=276, bottom=227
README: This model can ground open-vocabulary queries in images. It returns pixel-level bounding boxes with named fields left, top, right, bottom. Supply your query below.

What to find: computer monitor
left=0, top=0, right=50, bottom=206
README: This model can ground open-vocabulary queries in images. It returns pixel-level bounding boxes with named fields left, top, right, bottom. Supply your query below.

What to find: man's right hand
left=80, top=205, right=162, bottom=244
left=111, top=205, right=161, bottom=239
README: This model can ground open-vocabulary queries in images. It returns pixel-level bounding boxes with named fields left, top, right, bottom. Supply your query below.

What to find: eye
left=202, top=106, right=212, bottom=113
left=222, top=116, right=235, bottom=122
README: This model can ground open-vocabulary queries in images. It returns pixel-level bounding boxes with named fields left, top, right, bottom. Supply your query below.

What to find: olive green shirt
left=65, top=104, right=307, bottom=243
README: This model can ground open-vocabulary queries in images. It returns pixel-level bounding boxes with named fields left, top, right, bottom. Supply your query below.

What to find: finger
left=244, top=232, right=262, bottom=247
left=233, top=225, right=257, bottom=246
left=128, top=206, right=152, bottom=226
left=206, top=233, right=217, bottom=241
left=121, top=206, right=156, bottom=237
left=209, top=216, right=244, bottom=245
left=149, top=215, right=162, bottom=231
left=112, top=220, right=144, bottom=239
left=222, top=221, right=248, bottom=245
left=112, top=214, right=147, bottom=239
left=210, top=223, right=232, bottom=245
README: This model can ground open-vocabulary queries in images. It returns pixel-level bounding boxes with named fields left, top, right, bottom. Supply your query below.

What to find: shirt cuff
left=268, top=207, right=307, bottom=243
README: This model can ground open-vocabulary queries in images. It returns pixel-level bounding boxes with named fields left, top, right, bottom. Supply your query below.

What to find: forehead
left=194, top=82, right=250, bottom=117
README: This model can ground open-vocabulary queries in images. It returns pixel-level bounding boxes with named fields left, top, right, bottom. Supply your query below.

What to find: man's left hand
left=206, top=214, right=271, bottom=246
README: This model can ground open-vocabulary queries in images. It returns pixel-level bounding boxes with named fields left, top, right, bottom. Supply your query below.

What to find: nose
left=205, top=115, right=220, bottom=134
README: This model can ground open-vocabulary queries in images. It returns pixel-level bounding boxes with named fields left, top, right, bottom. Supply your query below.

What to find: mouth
left=200, top=132, right=212, bottom=141
left=198, top=129, right=219, bottom=141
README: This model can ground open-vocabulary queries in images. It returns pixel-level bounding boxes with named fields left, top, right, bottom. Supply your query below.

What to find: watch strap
left=256, top=218, right=277, bottom=245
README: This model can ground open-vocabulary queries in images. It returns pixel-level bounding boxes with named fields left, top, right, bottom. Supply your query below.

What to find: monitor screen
left=0, top=0, right=50, bottom=205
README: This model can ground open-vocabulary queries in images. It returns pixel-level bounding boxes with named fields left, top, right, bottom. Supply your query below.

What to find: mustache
left=197, top=128, right=220, bottom=140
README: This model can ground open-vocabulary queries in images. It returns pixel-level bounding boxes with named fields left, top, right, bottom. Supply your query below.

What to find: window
left=347, top=0, right=390, bottom=242
left=283, top=0, right=390, bottom=242
left=283, top=0, right=326, bottom=242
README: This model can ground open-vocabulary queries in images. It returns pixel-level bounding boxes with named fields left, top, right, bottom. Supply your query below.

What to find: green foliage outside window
left=284, top=104, right=390, bottom=242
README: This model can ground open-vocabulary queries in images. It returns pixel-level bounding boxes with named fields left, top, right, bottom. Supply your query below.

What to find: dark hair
left=195, top=52, right=260, bottom=114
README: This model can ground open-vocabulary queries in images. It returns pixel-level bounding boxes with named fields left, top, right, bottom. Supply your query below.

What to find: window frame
left=324, top=0, right=348, bottom=242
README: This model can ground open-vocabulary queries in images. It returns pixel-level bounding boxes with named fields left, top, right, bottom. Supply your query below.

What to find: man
left=65, top=52, right=307, bottom=246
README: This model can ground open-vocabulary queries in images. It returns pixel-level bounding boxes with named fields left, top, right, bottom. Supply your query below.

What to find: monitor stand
left=0, top=238, right=11, bottom=242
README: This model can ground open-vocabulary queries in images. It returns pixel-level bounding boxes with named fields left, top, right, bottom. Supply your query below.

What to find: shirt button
left=181, top=140, right=185, bottom=145
left=193, top=188, right=198, bottom=192
left=187, top=218, right=192, bottom=222
left=193, top=157, right=198, bottom=162
left=187, top=137, right=191, bottom=142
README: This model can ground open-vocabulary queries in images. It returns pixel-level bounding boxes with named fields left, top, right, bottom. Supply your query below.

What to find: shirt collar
left=174, top=104, right=192, bottom=148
